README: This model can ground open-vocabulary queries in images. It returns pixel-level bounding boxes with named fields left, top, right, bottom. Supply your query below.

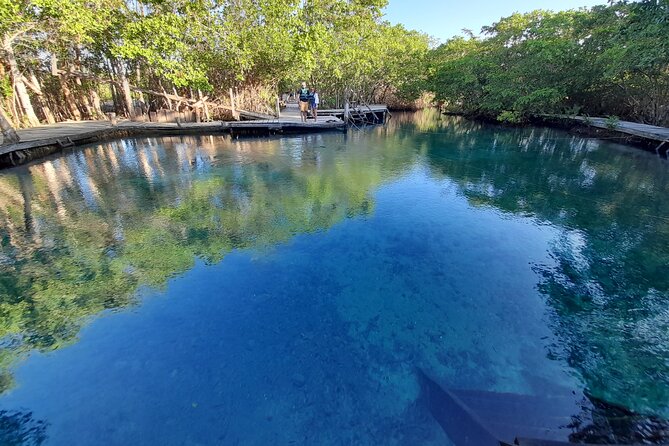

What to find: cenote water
left=1, top=110, right=668, bottom=445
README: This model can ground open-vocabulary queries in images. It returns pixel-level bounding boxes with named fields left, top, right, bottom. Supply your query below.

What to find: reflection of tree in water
left=0, top=410, right=47, bottom=446
left=421, top=115, right=669, bottom=416
left=0, top=133, right=415, bottom=393
left=2, top=112, right=668, bottom=435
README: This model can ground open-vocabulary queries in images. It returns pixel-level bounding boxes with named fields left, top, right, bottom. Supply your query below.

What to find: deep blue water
left=0, top=111, right=668, bottom=444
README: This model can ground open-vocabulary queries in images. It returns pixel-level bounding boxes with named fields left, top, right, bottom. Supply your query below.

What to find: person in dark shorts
left=310, top=89, right=320, bottom=122
left=298, top=82, right=311, bottom=122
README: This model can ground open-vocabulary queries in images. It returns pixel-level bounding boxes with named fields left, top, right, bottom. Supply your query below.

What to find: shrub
left=497, top=110, right=523, bottom=124
left=606, top=115, right=620, bottom=130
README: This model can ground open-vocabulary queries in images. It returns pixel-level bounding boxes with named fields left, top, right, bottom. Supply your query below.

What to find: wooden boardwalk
left=3, top=104, right=342, bottom=148
left=0, top=119, right=344, bottom=153
left=571, top=116, right=669, bottom=144
left=0, top=102, right=391, bottom=168
left=0, top=103, right=361, bottom=168
left=542, top=115, right=669, bottom=150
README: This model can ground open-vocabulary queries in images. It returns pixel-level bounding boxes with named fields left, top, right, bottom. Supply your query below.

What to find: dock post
left=344, top=101, right=350, bottom=125
left=229, top=88, right=238, bottom=121
left=0, top=114, right=20, bottom=143
left=106, top=112, right=117, bottom=126
left=275, top=97, right=280, bottom=119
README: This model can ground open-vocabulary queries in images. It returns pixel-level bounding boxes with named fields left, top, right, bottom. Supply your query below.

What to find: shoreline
left=442, top=110, right=669, bottom=156
left=0, top=120, right=347, bottom=169
left=4, top=109, right=668, bottom=170
left=0, top=104, right=391, bottom=169
left=531, top=115, right=669, bottom=156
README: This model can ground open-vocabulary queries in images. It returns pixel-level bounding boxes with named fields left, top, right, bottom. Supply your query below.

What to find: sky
left=384, top=0, right=608, bottom=42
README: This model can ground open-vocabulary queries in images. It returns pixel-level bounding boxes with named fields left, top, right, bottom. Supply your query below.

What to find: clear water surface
left=0, top=111, right=668, bottom=445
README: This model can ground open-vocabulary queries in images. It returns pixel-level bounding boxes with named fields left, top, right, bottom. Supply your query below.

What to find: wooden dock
left=539, top=115, right=669, bottom=154
left=269, top=102, right=389, bottom=125
left=320, top=104, right=390, bottom=125
left=0, top=106, right=350, bottom=168
left=0, top=103, right=390, bottom=168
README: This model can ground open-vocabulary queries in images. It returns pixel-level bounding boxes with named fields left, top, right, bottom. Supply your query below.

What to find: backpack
left=299, top=88, right=310, bottom=102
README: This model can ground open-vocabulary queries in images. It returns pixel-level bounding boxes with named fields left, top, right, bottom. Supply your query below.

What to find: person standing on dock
left=311, top=89, right=320, bottom=122
left=298, top=82, right=311, bottom=122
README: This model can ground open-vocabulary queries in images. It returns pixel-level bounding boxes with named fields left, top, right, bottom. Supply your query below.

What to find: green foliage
left=497, top=110, right=523, bottom=124
left=564, top=104, right=583, bottom=117
left=117, top=11, right=212, bottom=90
left=0, top=75, right=12, bottom=99
left=427, top=1, right=669, bottom=125
left=513, top=88, right=563, bottom=116
left=291, top=0, right=429, bottom=105
left=0, top=0, right=427, bottom=120
left=606, top=115, right=620, bottom=130
left=0, top=0, right=33, bottom=36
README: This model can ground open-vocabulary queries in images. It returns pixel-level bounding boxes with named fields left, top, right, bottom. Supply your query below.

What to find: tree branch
left=2, top=23, right=37, bottom=47
left=20, top=75, right=40, bottom=94
left=51, top=59, right=231, bottom=112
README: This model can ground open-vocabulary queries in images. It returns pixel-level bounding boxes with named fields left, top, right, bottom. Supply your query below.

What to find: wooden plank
left=516, top=439, right=633, bottom=446
left=544, top=115, right=669, bottom=143
left=450, top=388, right=578, bottom=444
left=419, top=370, right=669, bottom=446
left=0, top=102, right=370, bottom=167
left=417, top=370, right=510, bottom=446
left=0, top=125, right=114, bottom=156
left=238, top=109, right=276, bottom=121
left=0, top=118, right=346, bottom=165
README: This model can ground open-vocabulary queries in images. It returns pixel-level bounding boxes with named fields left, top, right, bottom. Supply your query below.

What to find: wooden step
left=417, top=369, right=669, bottom=446
left=449, top=388, right=580, bottom=443
left=417, top=369, right=511, bottom=446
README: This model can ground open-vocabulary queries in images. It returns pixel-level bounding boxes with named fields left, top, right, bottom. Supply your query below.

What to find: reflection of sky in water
left=0, top=111, right=668, bottom=444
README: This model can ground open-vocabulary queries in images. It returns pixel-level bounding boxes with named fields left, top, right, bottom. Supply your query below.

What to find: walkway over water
left=542, top=114, right=669, bottom=149
left=578, top=117, right=669, bottom=143
left=0, top=103, right=389, bottom=168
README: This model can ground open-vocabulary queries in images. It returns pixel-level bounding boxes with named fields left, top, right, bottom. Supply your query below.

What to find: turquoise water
left=0, top=111, right=668, bottom=444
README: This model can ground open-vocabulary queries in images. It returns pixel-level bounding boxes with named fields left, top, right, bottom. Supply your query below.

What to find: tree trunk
left=90, top=89, right=103, bottom=118
left=105, top=56, right=122, bottom=115
left=198, top=89, right=210, bottom=121
left=18, top=173, right=34, bottom=234
left=11, top=87, right=22, bottom=122
left=3, top=37, right=39, bottom=126
left=61, top=77, right=82, bottom=120
left=170, top=86, right=182, bottom=110
left=0, top=103, right=20, bottom=143
left=26, top=72, right=56, bottom=124
left=136, top=65, right=145, bottom=103
left=109, top=77, right=122, bottom=116
left=73, top=47, right=95, bottom=119
left=51, top=54, right=81, bottom=120
left=115, top=59, right=135, bottom=119
left=76, top=79, right=95, bottom=119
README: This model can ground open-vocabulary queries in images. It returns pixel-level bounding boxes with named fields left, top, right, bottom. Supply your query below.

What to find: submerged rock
left=291, top=373, right=306, bottom=388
